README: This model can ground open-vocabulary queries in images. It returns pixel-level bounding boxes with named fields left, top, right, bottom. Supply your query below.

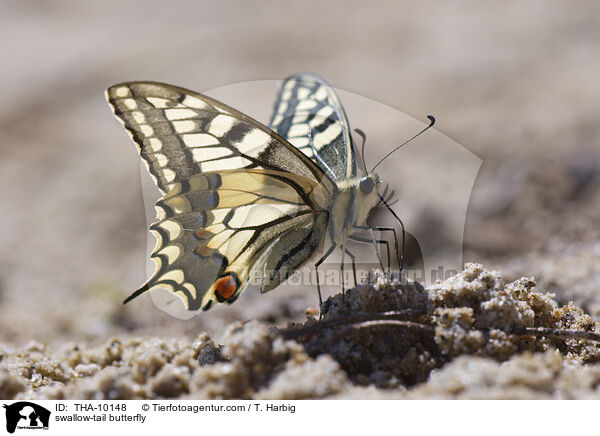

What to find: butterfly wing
left=107, top=81, right=334, bottom=194
left=138, top=169, right=329, bottom=311
left=106, top=82, right=334, bottom=310
left=269, top=73, right=357, bottom=181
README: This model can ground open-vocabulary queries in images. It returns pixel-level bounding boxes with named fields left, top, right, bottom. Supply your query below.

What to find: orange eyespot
left=214, top=273, right=238, bottom=302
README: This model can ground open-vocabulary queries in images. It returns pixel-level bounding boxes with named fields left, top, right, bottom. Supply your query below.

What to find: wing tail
left=123, top=283, right=150, bottom=305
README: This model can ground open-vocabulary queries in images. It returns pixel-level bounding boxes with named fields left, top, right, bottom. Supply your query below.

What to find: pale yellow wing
left=106, top=82, right=335, bottom=311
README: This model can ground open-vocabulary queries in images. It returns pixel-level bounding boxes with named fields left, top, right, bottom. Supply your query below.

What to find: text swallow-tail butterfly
left=106, top=73, right=434, bottom=313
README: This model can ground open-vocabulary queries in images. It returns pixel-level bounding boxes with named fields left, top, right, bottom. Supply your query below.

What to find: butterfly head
left=356, top=172, right=382, bottom=224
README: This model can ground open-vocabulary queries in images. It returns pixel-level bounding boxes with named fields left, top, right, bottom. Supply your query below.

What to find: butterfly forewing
left=107, top=82, right=334, bottom=311
left=269, top=73, right=357, bottom=180
left=106, top=82, right=334, bottom=194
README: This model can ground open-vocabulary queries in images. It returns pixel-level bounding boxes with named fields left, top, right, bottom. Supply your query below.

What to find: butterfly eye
left=359, top=177, right=374, bottom=194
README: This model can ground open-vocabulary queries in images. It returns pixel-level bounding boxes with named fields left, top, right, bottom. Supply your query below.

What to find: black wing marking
left=269, top=73, right=357, bottom=180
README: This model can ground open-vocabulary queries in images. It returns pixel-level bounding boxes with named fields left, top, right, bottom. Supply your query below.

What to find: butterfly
left=106, top=73, right=434, bottom=312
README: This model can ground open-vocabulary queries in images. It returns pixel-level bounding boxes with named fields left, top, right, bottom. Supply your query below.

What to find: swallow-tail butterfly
left=106, top=73, right=434, bottom=312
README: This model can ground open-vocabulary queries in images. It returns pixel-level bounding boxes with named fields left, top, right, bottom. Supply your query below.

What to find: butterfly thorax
left=328, top=173, right=381, bottom=244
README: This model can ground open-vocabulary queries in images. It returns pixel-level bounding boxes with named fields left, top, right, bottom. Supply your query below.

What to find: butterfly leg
left=373, top=226, right=403, bottom=271
left=344, top=248, right=358, bottom=288
left=339, top=229, right=357, bottom=302
left=314, top=244, right=337, bottom=319
left=350, top=226, right=390, bottom=274
left=370, top=227, right=390, bottom=275
left=340, top=233, right=346, bottom=300
left=374, top=195, right=408, bottom=272
left=347, top=234, right=388, bottom=273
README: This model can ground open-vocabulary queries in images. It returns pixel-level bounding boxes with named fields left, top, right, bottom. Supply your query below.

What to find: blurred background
left=0, top=0, right=598, bottom=345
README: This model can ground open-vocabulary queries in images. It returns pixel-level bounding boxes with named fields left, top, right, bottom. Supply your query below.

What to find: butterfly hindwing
left=107, top=82, right=335, bottom=311
left=147, top=169, right=328, bottom=310
left=269, top=73, right=357, bottom=181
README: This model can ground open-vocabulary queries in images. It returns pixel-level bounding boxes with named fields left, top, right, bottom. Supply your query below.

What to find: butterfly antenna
left=354, top=128, right=368, bottom=174
left=371, top=115, right=435, bottom=173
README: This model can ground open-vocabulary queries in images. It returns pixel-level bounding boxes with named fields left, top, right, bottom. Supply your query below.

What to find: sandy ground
left=1, top=0, right=599, bottom=399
